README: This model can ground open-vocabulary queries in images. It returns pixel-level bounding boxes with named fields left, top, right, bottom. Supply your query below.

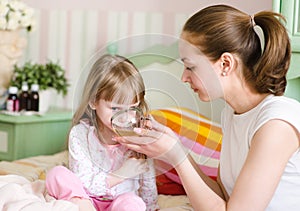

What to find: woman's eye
left=185, top=66, right=194, bottom=71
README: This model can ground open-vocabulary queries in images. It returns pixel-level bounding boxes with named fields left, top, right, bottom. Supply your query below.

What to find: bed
left=0, top=106, right=222, bottom=210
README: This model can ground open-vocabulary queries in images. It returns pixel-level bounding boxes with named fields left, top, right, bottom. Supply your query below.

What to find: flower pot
left=39, top=89, right=56, bottom=113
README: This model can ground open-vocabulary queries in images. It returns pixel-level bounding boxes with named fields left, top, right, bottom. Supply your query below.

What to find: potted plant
left=10, top=60, right=69, bottom=96
left=10, top=60, right=69, bottom=112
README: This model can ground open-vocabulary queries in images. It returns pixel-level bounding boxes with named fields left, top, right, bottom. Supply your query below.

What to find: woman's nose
left=181, top=69, right=190, bottom=83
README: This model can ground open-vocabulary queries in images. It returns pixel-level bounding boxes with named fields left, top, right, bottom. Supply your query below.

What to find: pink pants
left=45, top=166, right=146, bottom=211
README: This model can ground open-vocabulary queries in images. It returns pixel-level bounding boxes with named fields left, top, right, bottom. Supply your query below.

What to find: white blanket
left=0, top=175, right=78, bottom=211
left=0, top=174, right=193, bottom=211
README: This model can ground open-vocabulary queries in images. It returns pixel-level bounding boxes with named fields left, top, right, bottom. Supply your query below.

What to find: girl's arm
left=68, top=135, right=110, bottom=196
left=106, top=157, right=149, bottom=188
left=175, top=119, right=299, bottom=211
left=138, top=159, right=159, bottom=211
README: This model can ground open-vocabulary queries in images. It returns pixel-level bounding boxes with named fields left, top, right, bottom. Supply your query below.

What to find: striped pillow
left=151, top=107, right=222, bottom=192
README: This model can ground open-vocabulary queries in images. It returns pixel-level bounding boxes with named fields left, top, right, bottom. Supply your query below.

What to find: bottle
left=6, top=86, right=19, bottom=112
left=30, top=84, right=39, bottom=111
left=19, top=82, right=30, bottom=111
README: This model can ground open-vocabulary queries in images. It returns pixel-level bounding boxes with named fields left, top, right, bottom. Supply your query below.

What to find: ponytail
left=250, top=12, right=291, bottom=95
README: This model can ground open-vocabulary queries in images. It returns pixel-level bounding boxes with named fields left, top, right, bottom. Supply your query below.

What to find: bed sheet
left=0, top=150, right=192, bottom=211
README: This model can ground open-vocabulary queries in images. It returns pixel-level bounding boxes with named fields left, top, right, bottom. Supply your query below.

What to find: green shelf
left=0, top=107, right=72, bottom=161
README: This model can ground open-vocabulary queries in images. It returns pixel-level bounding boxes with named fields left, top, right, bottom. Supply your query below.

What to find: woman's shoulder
left=261, top=95, right=300, bottom=113
left=257, top=95, right=300, bottom=131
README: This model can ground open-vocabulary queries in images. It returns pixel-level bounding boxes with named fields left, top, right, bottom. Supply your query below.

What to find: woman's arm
left=118, top=119, right=299, bottom=211
left=225, top=120, right=299, bottom=210
left=176, top=119, right=299, bottom=211
left=188, top=154, right=225, bottom=199
left=175, top=158, right=226, bottom=210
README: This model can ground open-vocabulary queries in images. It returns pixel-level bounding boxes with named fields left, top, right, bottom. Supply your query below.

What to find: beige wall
left=20, top=0, right=273, bottom=121
left=24, top=0, right=272, bottom=13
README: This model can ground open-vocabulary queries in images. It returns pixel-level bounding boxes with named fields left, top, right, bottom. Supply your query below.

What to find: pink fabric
left=93, top=192, right=146, bottom=211
left=46, top=166, right=146, bottom=211
left=46, top=166, right=90, bottom=200
left=179, top=135, right=220, bottom=159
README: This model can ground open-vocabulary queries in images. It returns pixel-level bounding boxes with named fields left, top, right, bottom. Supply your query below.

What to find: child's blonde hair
left=73, top=54, right=148, bottom=140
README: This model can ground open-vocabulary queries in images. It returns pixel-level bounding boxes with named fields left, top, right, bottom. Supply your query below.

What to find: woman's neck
left=226, top=89, right=269, bottom=114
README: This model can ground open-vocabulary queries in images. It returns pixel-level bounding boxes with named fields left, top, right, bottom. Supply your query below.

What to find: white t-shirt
left=220, top=95, right=300, bottom=211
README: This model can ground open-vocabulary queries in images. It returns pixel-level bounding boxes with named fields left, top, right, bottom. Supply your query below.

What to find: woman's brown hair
left=182, top=4, right=291, bottom=95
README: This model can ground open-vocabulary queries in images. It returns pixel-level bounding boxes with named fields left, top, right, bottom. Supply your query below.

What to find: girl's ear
left=89, top=102, right=96, bottom=110
left=219, top=52, right=235, bottom=76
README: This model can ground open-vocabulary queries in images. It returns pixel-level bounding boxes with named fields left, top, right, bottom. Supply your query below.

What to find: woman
left=116, top=4, right=300, bottom=211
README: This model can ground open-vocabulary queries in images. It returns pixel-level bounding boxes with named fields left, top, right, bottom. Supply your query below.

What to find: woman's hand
left=115, top=119, right=188, bottom=167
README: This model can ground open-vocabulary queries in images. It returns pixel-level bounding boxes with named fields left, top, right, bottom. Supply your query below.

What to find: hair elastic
left=250, top=15, right=265, bottom=55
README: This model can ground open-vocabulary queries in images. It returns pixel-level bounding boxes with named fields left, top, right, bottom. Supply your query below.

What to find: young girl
left=45, top=54, right=159, bottom=211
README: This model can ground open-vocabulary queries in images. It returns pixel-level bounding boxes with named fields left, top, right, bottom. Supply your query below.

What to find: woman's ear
left=219, top=52, right=235, bottom=77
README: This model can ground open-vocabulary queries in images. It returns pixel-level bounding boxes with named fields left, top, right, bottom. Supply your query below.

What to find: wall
left=21, top=0, right=272, bottom=121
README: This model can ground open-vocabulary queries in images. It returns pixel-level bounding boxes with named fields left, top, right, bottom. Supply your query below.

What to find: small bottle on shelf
left=30, top=84, right=39, bottom=112
left=19, top=82, right=30, bottom=111
left=6, top=86, right=19, bottom=112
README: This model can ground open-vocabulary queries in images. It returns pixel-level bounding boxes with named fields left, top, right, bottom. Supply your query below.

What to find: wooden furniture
left=0, top=108, right=72, bottom=161
left=274, top=0, right=300, bottom=101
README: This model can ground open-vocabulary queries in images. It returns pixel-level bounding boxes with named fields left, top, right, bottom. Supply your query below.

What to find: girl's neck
left=98, top=127, right=118, bottom=145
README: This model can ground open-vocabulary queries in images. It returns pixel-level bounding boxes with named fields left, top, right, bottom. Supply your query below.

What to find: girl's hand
left=107, top=157, right=149, bottom=188
left=113, top=157, right=149, bottom=179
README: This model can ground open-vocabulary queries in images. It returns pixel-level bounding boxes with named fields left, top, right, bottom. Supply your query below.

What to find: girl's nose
left=128, top=110, right=137, bottom=120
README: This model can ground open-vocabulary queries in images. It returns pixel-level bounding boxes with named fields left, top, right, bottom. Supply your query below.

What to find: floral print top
left=68, top=120, right=159, bottom=211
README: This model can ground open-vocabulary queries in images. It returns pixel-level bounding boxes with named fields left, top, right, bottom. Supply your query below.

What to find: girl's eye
left=111, top=107, right=120, bottom=112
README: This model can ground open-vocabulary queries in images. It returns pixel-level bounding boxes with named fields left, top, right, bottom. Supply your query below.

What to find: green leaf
left=9, top=60, right=69, bottom=96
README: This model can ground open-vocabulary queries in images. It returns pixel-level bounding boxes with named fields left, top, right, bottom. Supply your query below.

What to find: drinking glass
left=111, top=107, right=149, bottom=137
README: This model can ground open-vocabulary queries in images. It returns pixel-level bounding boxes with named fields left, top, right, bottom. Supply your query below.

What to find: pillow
left=150, top=107, right=222, bottom=195
left=156, top=173, right=186, bottom=195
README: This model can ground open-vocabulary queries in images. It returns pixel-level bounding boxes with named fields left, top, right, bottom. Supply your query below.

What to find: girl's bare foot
left=70, top=197, right=96, bottom=211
